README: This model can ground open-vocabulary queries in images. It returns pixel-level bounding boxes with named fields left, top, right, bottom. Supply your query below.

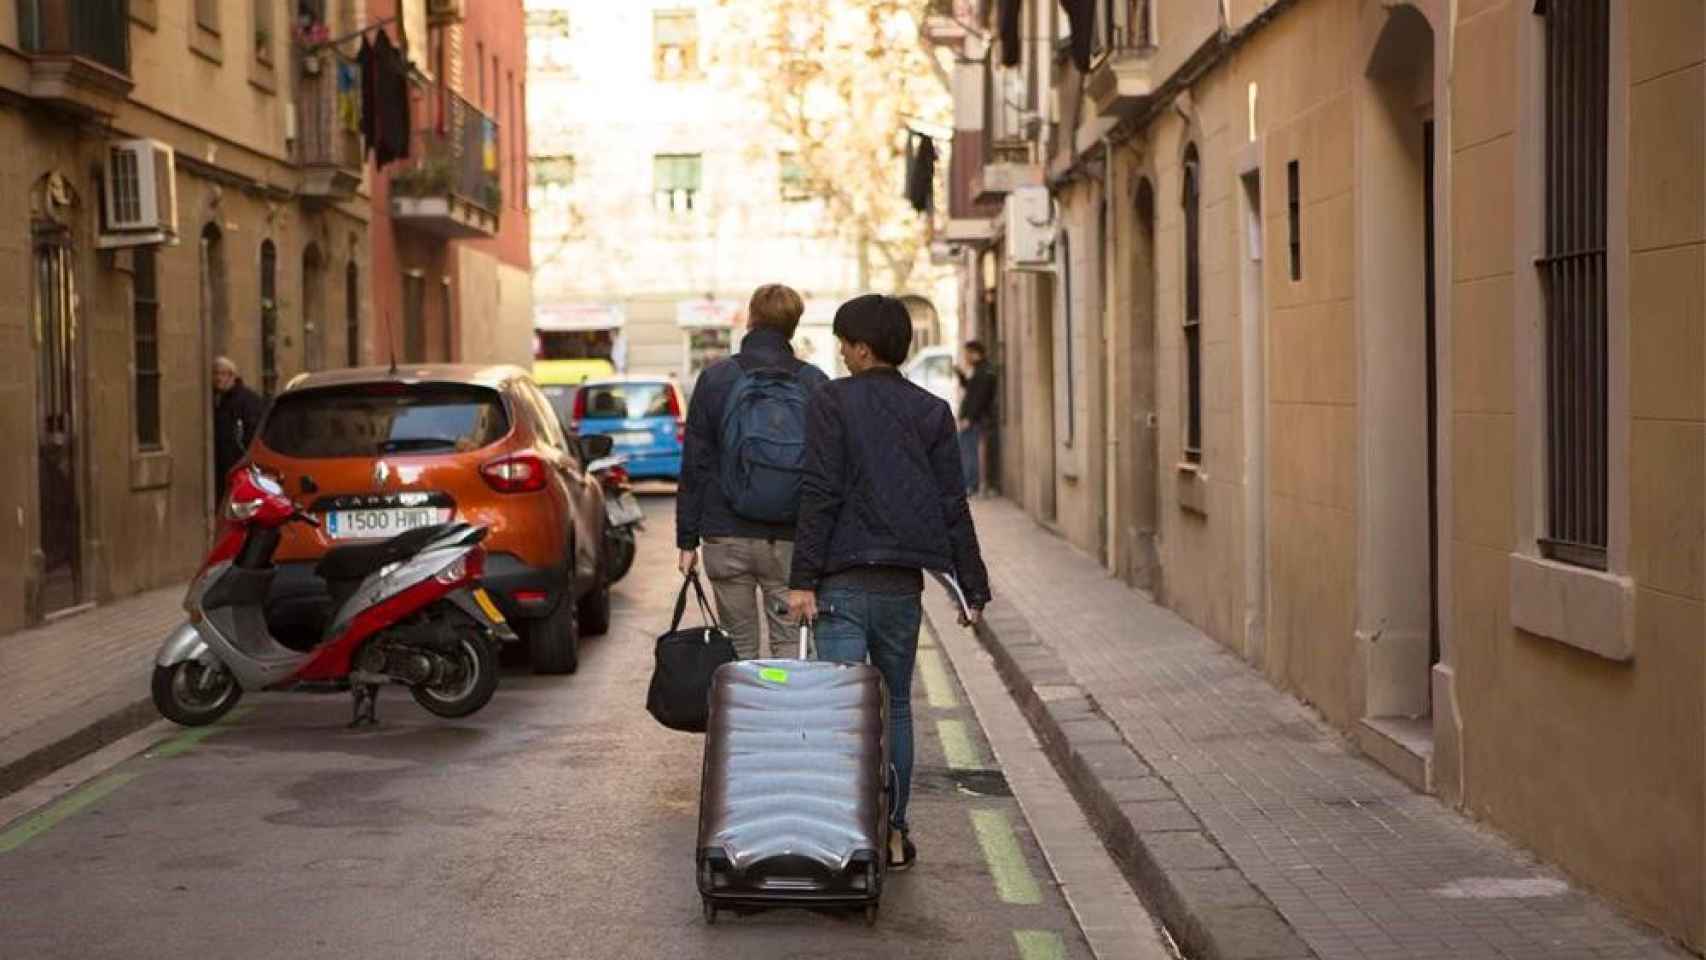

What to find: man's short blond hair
left=748, top=284, right=804, bottom=338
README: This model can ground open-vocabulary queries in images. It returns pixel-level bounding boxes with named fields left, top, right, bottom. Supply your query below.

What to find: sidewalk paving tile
left=0, top=586, right=184, bottom=796
left=965, top=498, right=1690, bottom=960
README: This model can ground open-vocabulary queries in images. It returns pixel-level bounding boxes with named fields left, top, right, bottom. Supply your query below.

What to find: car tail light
left=664, top=388, right=682, bottom=419
left=481, top=453, right=548, bottom=493
left=605, top=464, right=631, bottom=487
left=571, top=388, right=588, bottom=424
left=513, top=589, right=549, bottom=605
left=675, top=419, right=686, bottom=444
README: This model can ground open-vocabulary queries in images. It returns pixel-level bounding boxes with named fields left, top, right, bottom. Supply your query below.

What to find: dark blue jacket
left=788, top=367, right=992, bottom=607
left=676, top=327, right=830, bottom=549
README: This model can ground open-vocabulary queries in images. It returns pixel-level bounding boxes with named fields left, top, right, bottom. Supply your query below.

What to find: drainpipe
left=1102, top=134, right=1120, bottom=570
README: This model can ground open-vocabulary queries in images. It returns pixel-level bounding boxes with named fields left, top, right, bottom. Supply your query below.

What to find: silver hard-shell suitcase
left=695, top=622, right=891, bottom=925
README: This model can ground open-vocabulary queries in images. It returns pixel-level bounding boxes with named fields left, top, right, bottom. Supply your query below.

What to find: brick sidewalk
left=0, top=586, right=185, bottom=797
left=965, top=498, right=1687, bottom=960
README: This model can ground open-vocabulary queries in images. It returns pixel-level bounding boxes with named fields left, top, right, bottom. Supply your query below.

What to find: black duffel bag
left=646, top=572, right=737, bottom=732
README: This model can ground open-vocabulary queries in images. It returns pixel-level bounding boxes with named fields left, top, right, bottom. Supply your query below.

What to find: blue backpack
left=718, top=359, right=811, bottom=524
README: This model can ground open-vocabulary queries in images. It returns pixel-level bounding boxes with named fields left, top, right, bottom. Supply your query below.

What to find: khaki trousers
left=700, top=537, right=794, bottom=659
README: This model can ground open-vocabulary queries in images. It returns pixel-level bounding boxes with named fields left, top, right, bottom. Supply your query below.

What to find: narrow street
left=0, top=495, right=1106, bottom=960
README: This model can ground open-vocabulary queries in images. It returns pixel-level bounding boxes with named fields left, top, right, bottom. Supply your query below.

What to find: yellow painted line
left=1014, top=930, right=1068, bottom=960
left=971, top=808, right=1043, bottom=905
left=936, top=718, right=984, bottom=770
left=0, top=773, right=138, bottom=854
left=147, top=705, right=254, bottom=760
left=916, top=647, right=959, bottom=709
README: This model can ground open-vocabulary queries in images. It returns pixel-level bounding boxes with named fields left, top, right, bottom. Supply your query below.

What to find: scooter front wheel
left=411, top=634, right=499, bottom=719
left=151, top=661, right=243, bottom=727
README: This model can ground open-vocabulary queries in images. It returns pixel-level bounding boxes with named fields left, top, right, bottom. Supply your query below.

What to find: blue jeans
left=957, top=423, right=982, bottom=494
left=814, top=587, right=922, bottom=832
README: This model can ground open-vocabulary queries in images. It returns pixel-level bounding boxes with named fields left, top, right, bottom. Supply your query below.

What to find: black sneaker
left=887, top=829, right=916, bottom=871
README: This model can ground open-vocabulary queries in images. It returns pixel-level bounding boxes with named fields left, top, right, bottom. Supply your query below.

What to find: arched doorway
left=345, top=258, right=360, bottom=366
left=897, top=294, right=939, bottom=354
left=200, top=223, right=228, bottom=520
left=302, top=243, right=326, bottom=372
left=1357, top=4, right=1439, bottom=731
left=31, top=175, right=83, bottom=616
left=259, top=240, right=278, bottom=395
left=1124, top=178, right=1159, bottom=591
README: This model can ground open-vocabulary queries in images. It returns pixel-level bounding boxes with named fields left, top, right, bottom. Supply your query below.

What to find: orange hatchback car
left=245, top=365, right=611, bottom=674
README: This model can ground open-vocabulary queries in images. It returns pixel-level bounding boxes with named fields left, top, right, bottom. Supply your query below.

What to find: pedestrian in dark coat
left=787, top=293, right=992, bottom=874
left=213, top=356, right=267, bottom=504
left=956, top=340, right=997, bottom=495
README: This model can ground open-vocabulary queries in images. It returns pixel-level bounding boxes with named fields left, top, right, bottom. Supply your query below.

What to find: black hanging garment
left=999, top=0, right=1022, bottom=67
left=906, top=135, right=937, bottom=214
left=1061, top=0, right=1094, bottom=72
left=357, top=30, right=413, bottom=168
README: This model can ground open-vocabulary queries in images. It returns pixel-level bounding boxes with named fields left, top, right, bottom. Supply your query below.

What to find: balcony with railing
left=975, top=58, right=1042, bottom=204
left=388, top=90, right=501, bottom=238
left=294, top=49, right=364, bottom=202
left=1086, top=0, right=1156, bottom=119
left=14, top=0, right=133, bottom=116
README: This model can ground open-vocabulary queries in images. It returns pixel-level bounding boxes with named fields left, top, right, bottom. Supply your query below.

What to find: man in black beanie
left=786, top=293, right=992, bottom=872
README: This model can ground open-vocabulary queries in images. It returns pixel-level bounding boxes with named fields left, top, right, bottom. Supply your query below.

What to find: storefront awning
left=676, top=299, right=743, bottom=328
left=535, top=302, right=625, bottom=332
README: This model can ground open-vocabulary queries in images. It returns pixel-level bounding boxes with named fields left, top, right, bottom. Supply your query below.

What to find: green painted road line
left=0, top=773, right=139, bottom=854
left=148, top=705, right=254, bottom=759
left=936, top=718, right=984, bottom=770
left=1014, top=930, right=1067, bottom=960
left=917, top=647, right=959, bottom=709
left=971, top=808, right=1043, bottom=905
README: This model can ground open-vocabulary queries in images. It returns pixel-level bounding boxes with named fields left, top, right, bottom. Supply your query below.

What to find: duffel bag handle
left=669, top=570, right=718, bottom=634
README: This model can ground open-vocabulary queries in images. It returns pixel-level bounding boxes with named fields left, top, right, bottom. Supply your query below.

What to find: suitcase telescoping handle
left=771, top=599, right=829, bottom=661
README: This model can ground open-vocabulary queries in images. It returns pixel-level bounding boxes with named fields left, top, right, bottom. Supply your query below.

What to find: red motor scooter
left=152, top=466, right=516, bottom=727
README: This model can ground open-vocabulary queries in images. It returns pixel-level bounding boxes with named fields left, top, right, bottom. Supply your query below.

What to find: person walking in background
left=677, top=284, right=830, bottom=659
left=212, top=356, right=266, bottom=505
left=956, top=341, right=996, bottom=496
left=787, top=294, right=992, bottom=872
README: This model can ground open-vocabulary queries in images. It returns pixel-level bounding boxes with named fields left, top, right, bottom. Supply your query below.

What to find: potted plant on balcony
left=255, top=26, right=273, bottom=63
left=393, top=159, right=452, bottom=199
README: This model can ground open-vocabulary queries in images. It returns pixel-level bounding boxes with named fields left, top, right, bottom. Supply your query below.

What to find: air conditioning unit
left=1004, top=186, right=1054, bottom=271
left=427, top=0, right=464, bottom=24
left=100, top=139, right=178, bottom=248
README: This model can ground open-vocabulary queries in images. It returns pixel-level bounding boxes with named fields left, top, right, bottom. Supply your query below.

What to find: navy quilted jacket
left=788, top=367, right=992, bottom=608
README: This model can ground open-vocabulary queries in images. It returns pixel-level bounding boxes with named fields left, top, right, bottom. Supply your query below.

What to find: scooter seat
left=315, top=524, right=458, bottom=583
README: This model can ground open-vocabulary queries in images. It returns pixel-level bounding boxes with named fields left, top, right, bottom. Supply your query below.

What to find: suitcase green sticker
left=759, top=667, right=789, bottom=684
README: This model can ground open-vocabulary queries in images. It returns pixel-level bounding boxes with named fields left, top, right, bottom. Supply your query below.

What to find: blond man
left=676, top=285, right=830, bottom=658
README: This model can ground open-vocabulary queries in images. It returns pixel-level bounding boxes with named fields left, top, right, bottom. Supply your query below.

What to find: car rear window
left=260, top=383, right=510, bottom=458
left=580, top=383, right=674, bottom=419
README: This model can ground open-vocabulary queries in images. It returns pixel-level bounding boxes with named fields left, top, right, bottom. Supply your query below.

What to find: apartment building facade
left=525, top=0, right=952, bottom=390
left=1, top=0, right=370, bottom=632
left=930, top=0, right=1704, bottom=947
left=364, top=0, right=532, bottom=368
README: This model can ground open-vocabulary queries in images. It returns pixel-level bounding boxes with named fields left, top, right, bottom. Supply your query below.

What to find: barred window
left=1182, top=144, right=1202, bottom=464
left=1534, top=0, right=1608, bottom=569
left=133, top=247, right=161, bottom=450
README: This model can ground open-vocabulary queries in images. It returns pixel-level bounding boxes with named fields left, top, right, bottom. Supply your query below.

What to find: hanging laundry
left=999, top=0, right=1022, bottom=67
left=1060, top=0, right=1094, bottom=73
left=907, top=135, right=937, bottom=214
left=357, top=29, right=412, bottom=168
left=336, top=59, right=361, bottom=134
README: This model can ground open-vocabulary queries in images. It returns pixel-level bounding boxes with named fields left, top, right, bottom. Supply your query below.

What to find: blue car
left=569, top=376, right=686, bottom=481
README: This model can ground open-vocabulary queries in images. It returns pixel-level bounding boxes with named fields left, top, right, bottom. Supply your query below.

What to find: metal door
left=33, top=233, right=81, bottom=614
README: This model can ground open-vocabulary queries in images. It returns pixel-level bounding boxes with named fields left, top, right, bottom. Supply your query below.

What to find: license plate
left=610, top=431, right=651, bottom=446
left=323, top=507, right=447, bottom=539
left=472, top=588, right=506, bottom=624
left=606, top=493, right=644, bottom=526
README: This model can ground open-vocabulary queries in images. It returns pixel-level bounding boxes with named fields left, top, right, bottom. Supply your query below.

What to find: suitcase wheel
left=863, top=902, right=879, bottom=927
left=702, top=897, right=718, bottom=925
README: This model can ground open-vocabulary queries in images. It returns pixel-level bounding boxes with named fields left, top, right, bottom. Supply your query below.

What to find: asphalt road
left=0, top=494, right=1096, bottom=960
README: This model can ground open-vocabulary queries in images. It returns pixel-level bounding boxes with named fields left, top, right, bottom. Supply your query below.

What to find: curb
left=0, top=688, right=157, bottom=802
left=969, top=607, right=1317, bottom=960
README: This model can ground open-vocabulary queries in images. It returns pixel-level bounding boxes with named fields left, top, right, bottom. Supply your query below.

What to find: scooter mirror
left=580, top=434, right=615, bottom=461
